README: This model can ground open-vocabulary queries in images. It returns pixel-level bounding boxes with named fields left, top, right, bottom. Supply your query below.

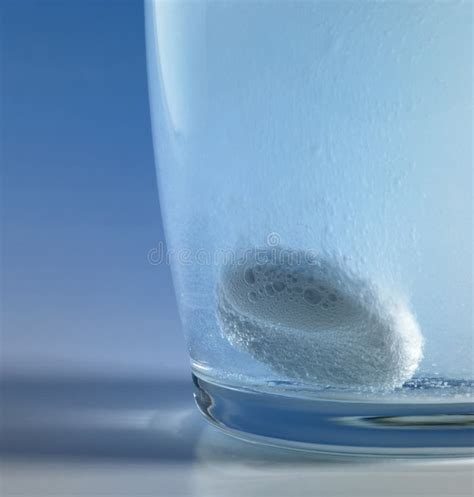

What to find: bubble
left=303, top=289, right=322, bottom=305
left=244, top=268, right=256, bottom=285
left=247, top=291, right=258, bottom=303
left=216, top=247, right=424, bottom=390
left=265, top=284, right=275, bottom=296
left=273, top=281, right=286, bottom=292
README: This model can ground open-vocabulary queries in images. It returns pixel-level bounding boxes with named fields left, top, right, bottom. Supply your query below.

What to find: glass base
left=192, top=373, right=474, bottom=457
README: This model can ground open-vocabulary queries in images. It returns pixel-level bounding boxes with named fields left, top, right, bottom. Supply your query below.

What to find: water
left=146, top=0, right=473, bottom=429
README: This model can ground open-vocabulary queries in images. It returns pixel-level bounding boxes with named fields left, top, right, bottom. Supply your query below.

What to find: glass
left=145, top=1, right=473, bottom=455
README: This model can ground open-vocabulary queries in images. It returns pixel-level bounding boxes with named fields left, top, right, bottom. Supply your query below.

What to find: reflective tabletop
left=1, top=377, right=472, bottom=497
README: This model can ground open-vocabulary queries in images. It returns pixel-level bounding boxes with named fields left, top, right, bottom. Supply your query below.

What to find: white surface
left=2, top=457, right=473, bottom=497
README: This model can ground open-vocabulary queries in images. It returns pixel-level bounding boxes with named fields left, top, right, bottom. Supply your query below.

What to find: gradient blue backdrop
left=2, top=0, right=188, bottom=378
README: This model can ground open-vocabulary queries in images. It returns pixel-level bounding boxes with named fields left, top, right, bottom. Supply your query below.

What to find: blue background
left=2, top=0, right=188, bottom=378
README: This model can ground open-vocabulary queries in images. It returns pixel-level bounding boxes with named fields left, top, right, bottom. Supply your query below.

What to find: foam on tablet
left=216, top=248, right=423, bottom=390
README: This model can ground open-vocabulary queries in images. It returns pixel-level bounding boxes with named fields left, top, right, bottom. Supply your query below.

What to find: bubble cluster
left=216, top=248, right=423, bottom=390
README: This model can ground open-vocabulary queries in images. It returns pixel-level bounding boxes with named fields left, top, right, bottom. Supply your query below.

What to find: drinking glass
left=145, top=0, right=473, bottom=455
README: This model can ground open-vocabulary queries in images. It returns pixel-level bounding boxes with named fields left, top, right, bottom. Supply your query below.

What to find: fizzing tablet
left=216, top=248, right=423, bottom=390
